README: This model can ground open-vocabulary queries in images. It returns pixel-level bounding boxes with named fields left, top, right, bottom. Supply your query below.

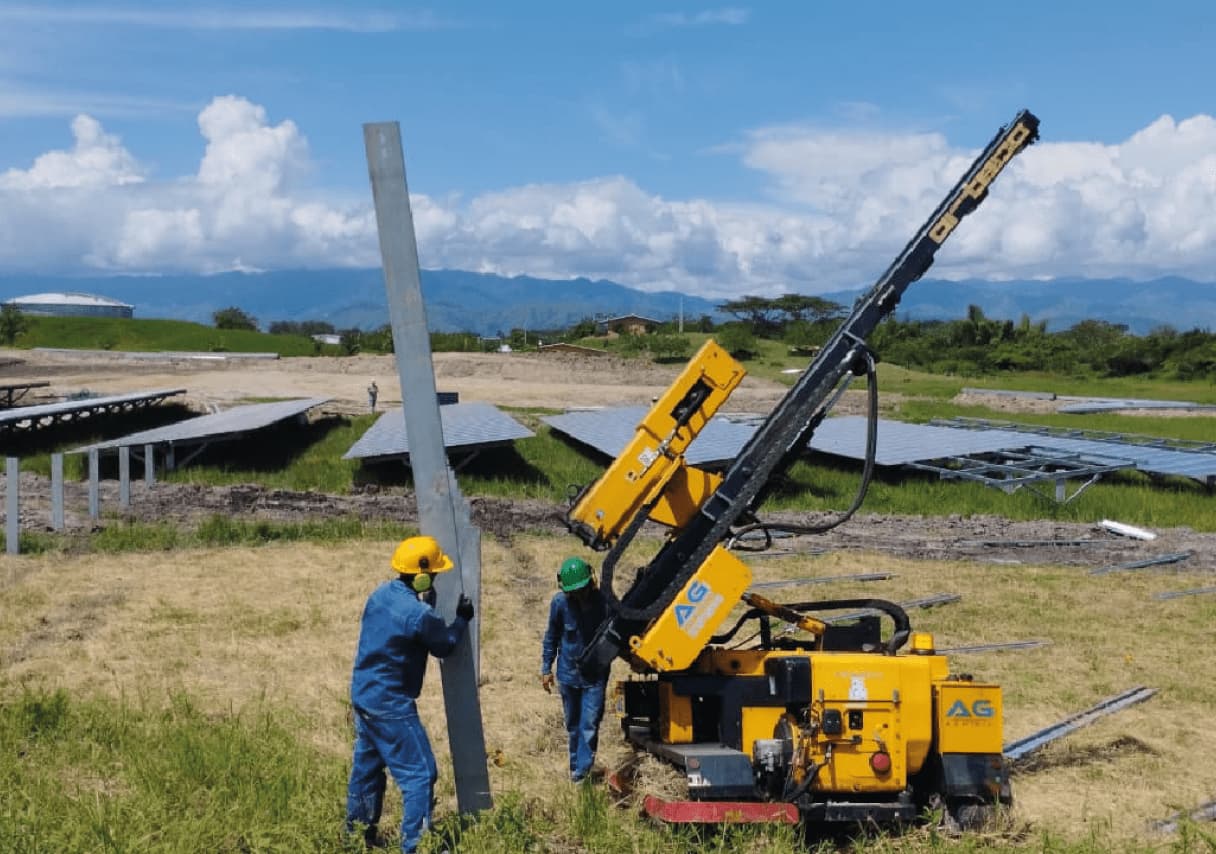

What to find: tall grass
left=1, top=688, right=1203, bottom=853
left=0, top=689, right=347, bottom=852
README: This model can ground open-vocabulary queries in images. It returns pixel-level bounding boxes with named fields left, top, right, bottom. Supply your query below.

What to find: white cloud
left=0, top=114, right=144, bottom=188
left=1, top=101, right=1215, bottom=296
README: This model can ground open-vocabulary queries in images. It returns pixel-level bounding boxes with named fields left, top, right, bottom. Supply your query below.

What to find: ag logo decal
left=674, top=581, right=723, bottom=637
left=946, top=699, right=995, bottom=718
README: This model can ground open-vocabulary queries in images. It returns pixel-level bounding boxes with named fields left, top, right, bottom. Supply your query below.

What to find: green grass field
left=9, top=315, right=322, bottom=356
left=4, top=536, right=1216, bottom=853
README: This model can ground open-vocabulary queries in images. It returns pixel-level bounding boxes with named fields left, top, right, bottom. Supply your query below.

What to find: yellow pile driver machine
left=564, top=110, right=1040, bottom=827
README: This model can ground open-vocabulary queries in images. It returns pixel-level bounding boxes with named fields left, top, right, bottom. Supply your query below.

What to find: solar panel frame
left=75, top=397, right=333, bottom=451
left=0, top=388, right=187, bottom=432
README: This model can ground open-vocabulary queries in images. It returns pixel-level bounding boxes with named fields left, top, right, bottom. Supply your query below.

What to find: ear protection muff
left=412, top=573, right=433, bottom=593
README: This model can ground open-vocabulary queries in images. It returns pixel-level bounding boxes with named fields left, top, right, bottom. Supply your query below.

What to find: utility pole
left=363, top=121, right=493, bottom=814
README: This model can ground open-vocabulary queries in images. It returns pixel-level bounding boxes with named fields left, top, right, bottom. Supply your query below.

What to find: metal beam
left=1154, top=586, right=1216, bottom=601
left=1003, top=686, right=1157, bottom=762
left=364, top=120, right=492, bottom=814
left=748, top=573, right=893, bottom=590
left=1090, top=552, right=1192, bottom=576
left=938, top=640, right=1049, bottom=654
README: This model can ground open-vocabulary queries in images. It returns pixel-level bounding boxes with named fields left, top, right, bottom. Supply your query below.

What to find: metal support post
left=364, top=121, right=492, bottom=814
left=51, top=453, right=64, bottom=530
left=119, top=446, right=130, bottom=508
left=5, top=457, right=17, bottom=555
left=144, top=444, right=155, bottom=484
left=88, top=449, right=100, bottom=520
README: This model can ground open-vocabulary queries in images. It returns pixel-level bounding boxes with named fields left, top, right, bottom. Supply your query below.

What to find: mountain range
left=1, top=269, right=1213, bottom=337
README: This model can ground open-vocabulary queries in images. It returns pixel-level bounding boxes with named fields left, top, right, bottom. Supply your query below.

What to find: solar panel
left=807, top=416, right=1032, bottom=466
left=76, top=397, right=332, bottom=451
left=0, top=388, right=187, bottom=433
left=343, top=402, right=535, bottom=461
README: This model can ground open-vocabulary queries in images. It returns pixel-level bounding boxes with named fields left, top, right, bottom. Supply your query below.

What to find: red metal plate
left=642, top=795, right=799, bottom=824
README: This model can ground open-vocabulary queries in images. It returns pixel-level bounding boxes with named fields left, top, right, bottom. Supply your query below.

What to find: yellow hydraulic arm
left=565, top=339, right=745, bottom=551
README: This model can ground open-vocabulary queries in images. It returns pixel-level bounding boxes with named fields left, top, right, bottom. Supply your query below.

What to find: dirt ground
left=0, top=347, right=796, bottom=415
left=3, top=346, right=1215, bottom=572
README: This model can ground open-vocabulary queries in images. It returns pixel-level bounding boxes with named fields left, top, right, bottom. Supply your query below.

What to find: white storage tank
left=3, top=292, right=134, bottom=319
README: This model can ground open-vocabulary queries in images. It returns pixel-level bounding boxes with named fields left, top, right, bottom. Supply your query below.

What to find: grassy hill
left=9, top=315, right=320, bottom=356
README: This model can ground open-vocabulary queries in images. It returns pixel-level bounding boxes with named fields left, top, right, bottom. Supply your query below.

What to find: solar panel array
left=543, top=406, right=1216, bottom=486
left=77, top=397, right=332, bottom=451
left=0, top=388, right=187, bottom=432
left=343, top=402, right=535, bottom=461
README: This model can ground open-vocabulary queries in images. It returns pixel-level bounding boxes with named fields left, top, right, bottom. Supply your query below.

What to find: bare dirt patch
left=0, top=348, right=793, bottom=416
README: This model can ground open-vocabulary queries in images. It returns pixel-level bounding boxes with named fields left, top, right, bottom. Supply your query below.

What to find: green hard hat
left=558, top=556, right=593, bottom=592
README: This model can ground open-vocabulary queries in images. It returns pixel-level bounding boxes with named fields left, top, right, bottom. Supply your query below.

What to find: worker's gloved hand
left=456, top=595, right=475, bottom=622
left=540, top=673, right=555, bottom=694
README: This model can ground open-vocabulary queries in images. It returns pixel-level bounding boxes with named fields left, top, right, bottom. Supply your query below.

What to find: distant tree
left=694, top=314, right=715, bottom=333
left=363, top=324, right=394, bottom=354
left=339, top=328, right=362, bottom=355
left=717, top=296, right=783, bottom=336
left=0, top=305, right=28, bottom=345
left=715, top=323, right=759, bottom=359
left=771, top=294, right=845, bottom=325
left=213, top=306, right=258, bottom=331
left=568, top=317, right=597, bottom=339
left=648, top=333, right=691, bottom=363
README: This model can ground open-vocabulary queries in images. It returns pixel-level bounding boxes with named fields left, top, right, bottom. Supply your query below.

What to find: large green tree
left=212, top=306, right=258, bottom=331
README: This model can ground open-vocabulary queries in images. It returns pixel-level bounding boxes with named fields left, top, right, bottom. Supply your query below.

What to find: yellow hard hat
left=391, top=536, right=455, bottom=575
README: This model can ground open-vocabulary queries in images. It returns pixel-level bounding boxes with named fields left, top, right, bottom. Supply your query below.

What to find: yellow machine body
left=680, top=647, right=964, bottom=795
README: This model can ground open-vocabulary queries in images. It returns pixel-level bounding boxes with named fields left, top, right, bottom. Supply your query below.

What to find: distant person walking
left=367, top=379, right=379, bottom=412
left=541, top=556, right=609, bottom=782
left=345, top=535, right=475, bottom=853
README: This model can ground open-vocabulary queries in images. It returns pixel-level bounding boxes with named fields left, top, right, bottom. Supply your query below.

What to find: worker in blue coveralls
left=346, top=535, right=474, bottom=853
left=540, top=556, right=609, bottom=783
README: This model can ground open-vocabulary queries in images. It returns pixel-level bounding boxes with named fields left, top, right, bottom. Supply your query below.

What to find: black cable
left=729, top=348, right=880, bottom=544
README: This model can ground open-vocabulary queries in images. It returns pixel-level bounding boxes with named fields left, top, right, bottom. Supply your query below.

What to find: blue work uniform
left=346, top=577, right=468, bottom=853
left=540, top=588, right=608, bottom=781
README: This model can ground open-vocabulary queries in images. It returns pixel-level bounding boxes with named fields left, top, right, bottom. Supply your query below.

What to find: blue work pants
left=558, top=680, right=606, bottom=781
left=345, top=705, right=438, bottom=853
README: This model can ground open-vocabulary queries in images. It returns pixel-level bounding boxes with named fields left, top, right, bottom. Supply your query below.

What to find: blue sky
left=1, top=1, right=1214, bottom=299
